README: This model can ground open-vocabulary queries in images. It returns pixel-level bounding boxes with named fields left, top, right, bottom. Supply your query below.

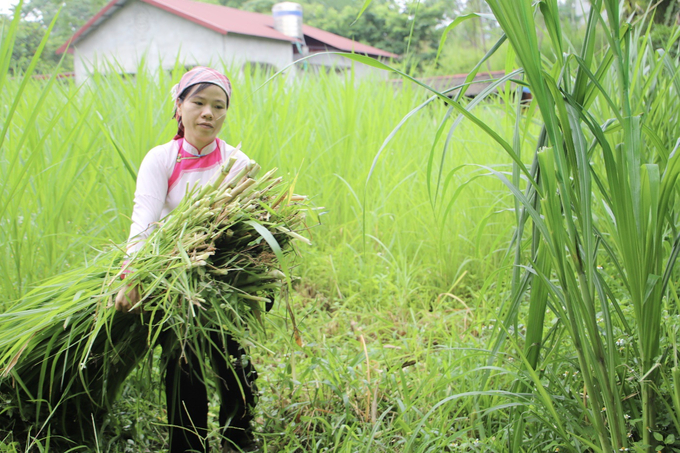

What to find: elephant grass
left=449, top=1, right=680, bottom=451
left=348, top=0, right=680, bottom=449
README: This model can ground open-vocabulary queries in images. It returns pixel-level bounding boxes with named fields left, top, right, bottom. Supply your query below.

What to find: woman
left=115, top=66, right=259, bottom=453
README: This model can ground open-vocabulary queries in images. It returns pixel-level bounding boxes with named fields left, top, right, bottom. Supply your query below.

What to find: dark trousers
left=162, top=332, right=258, bottom=453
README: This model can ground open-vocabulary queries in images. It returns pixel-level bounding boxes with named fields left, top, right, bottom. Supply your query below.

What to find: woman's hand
left=115, top=285, right=141, bottom=314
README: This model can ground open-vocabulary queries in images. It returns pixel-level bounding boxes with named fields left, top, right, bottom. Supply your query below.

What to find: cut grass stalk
left=0, top=159, right=312, bottom=445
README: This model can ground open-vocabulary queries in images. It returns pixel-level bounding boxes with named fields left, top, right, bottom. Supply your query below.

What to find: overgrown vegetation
left=3, top=0, right=680, bottom=451
left=1, top=6, right=514, bottom=450
left=372, top=0, right=680, bottom=450
left=0, top=0, right=593, bottom=76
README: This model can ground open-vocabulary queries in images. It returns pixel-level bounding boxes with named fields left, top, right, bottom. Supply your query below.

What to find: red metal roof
left=57, top=0, right=397, bottom=58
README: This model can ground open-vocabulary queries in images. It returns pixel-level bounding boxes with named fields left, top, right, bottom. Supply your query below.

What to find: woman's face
left=177, top=84, right=228, bottom=150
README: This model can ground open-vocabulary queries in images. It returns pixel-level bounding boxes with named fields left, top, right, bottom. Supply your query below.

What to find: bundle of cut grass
left=0, top=158, right=312, bottom=446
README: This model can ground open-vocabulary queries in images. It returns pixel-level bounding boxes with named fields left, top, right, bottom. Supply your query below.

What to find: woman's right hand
left=115, top=285, right=141, bottom=313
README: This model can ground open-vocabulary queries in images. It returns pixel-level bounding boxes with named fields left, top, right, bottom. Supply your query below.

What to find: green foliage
left=3, top=0, right=678, bottom=78
left=2, top=0, right=108, bottom=74
left=202, top=0, right=451, bottom=73
left=432, top=0, right=680, bottom=451
left=5, top=19, right=53, bottom=75
left=430, top=42, right=507, bottom=75
left=304, top=1, right=449, bottom=73
left=18, top=0, right=109, bottom=35
left=2, top=0, right=495, bottom=77
left=628, top=0, right=680, bottom=24
left=0, top=8, right=522, bottom=448
left=651, top=24, right=680, bottom=58
left=0, top=61, right=521, bottom=453
left=6, top=0, right=680, bottom=451
left=354, top=0, right=680, bottom=451
left=0, top=161, right=309, bottom=447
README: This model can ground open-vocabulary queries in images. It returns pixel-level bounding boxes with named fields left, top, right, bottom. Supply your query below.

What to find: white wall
left=73, top=0, right=294, bottom=84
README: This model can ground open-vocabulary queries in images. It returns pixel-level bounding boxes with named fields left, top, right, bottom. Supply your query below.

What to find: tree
left=199, top=0, right=449, bottom=73
left=5, top=18, right=47, bottom=75
left=304, top=1, right=448, bottom=57
left=622, top=0, right=680, bottom=57
left=4, top=0, right=108, bottom=74
left=4, top=0, right=455, bottom=76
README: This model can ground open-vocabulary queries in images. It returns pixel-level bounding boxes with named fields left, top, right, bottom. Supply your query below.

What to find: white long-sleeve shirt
left=127, top=137, right=250, bottom=254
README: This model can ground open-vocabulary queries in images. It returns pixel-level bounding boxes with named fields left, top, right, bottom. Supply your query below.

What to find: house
left=57, top=0, right=398, bottom=84
left=389, top=70, right=507, bottom=98
left=388, top=70, right=518, bottom=99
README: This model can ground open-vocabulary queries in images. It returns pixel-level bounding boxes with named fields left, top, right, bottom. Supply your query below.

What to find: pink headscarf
left=171, top=66, right=232, bottom=139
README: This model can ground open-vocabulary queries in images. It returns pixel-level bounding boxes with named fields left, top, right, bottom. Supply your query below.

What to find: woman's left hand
left=115, top=284, right=141, bottom=314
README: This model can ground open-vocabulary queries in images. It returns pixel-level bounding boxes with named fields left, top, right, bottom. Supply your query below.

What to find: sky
left=0, top=0, right=18, bottom=15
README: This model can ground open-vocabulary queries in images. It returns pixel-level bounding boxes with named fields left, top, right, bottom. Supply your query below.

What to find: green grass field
left=4, top=0, right=680, bottom=450
left=1, top=67, right=523, bottom=452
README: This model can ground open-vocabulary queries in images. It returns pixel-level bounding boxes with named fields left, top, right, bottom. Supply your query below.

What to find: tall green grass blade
left=0, top=6, right=60, bottom=152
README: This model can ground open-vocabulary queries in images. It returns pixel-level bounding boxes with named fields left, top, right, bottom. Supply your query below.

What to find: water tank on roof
left=272, top=2, right=304, bottom=42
